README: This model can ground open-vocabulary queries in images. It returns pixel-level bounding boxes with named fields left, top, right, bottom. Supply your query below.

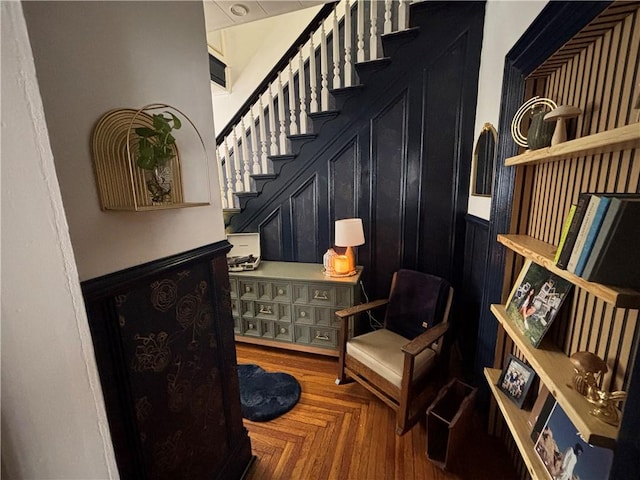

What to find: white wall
left=1, top=2, right=118, bottom=478
left=211, top=5, right=322, bottom=131
left=467, top=0, right=548, bottom=220
left=23, top=0, right=227, bottom=281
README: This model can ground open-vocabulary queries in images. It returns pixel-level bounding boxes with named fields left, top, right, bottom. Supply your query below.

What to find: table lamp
left=333, top=218, right=365, bottom=275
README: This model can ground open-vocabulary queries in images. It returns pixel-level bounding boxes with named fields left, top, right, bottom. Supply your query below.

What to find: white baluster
left=249, top=109, right=260, bottom=174
left=369, top=0, right=378, bottom=60
left=240, top=122, right=251, bottom=191
left=356, top=0, right=365, bottom=62
left=384, top=0, right=392, bottom=34
left=332, top=8, right=341, bottom=89
left=288, top=59, right=298, bottom=135
left=223, top=138, right=235, bottom=207
left=398, top=0, right=408, bottom=31
left=298, top=48, right=308, bottom=134
left=309, top=34, right=318, bottom=113
left=320, top=23, right=329, bottom=111
left=344, top=0, right=352, bottom=87
left=277, top=73, right=288, bottom=153
left=258, top=97, right=269, bottom=172
left=216, top=145, right=228, bottom=209
left=232, top=129, right=244, bottom=193
left=267, top=85, right=278, bottom=155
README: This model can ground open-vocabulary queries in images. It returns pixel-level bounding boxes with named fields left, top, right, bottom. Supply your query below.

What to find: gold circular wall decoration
left=510, top=96, right=558, bottom=149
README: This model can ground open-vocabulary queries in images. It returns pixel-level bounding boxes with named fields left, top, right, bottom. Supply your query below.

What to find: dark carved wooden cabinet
left=82, top=241, right=252, bottom=480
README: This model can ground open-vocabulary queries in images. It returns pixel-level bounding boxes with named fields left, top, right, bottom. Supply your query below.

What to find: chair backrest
left=384, top=269, right=452, bottom=340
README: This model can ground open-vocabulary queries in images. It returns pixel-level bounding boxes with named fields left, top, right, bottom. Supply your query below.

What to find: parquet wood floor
left=236, top=343, right=519, bottom=480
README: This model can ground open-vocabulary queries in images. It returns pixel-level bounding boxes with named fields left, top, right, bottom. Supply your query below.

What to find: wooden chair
left=335, top=270, right=454, bottom=435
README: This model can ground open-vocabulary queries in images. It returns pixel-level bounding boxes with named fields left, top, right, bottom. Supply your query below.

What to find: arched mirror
left=472, top=122, right=498, bottom=197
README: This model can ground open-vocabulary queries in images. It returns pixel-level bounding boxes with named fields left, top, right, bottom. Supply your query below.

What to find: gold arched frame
left=471, top=122, right=498, bottom=197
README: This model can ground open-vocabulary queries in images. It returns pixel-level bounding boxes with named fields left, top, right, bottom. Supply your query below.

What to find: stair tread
left=381, top=27, right=420, bottom=41
left=308, top=110, right=340, bottom=118
left=355, top=57, right=392, bottom=70
left=235, top=191, right=259, bottom=198
left=251, top=173, right=278, bottom=179
left=288, top=133, right=318, bottom=140
left=268, top=154, right=297, bottom=161
left=330, top=85, right=365, bottom=96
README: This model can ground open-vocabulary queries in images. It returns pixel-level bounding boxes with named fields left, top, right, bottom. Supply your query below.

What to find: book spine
left=554, top=205, right=577, bottom=264
left=557, top=193, right=591, bottom=270
left=575, top=197, right=611, bottom=276
left=582, top=198, right=621, bottom=280
left=567, top=195, right=600, bottom=273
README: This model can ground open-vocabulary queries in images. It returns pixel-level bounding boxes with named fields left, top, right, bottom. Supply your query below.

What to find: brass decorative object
left=587, top=389, right=626, bottom=426
left=569, top=351, right=607, bottom=396
left=91, top=104, right=209, bottom=211
left=569, top=351, right=625, bottom=426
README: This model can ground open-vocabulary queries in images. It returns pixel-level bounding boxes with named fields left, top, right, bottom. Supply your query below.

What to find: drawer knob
left=259, top=305, right=273, bottom=314
left=315, top=332, right=330, bottom=341
left=280, top=327, right=287, bottom=334
left=278, top=288, right=284, bottom=295
left=313, top=290, right=329, bottom=300
left=248, top=323, right=254, bottom=330
left=300, top=311, right=307, bottom=317
left=245, top=286, right=251, bottom=293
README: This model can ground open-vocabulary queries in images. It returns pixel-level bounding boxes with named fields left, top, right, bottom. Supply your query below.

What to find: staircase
left=214, top=0, right=485, bottom=301
left=216, top=0, right=413, bottom=224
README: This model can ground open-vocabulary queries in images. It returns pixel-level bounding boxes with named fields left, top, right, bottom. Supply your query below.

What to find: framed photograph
left=506, top=260, right=573, bottom=347
left=497, top=354, right=536, bottom=408
left=528, top=384, right=551, bottom=428
left=534, top=401, right=613, bottom=480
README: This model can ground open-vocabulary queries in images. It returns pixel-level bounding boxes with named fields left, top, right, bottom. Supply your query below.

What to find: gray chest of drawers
left=229, top=261, right=363, bottom=356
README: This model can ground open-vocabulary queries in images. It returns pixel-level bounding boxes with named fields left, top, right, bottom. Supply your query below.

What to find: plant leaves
left=135, top=127, right=156, bottom=138
left=168, top=112, right=182, bottom=130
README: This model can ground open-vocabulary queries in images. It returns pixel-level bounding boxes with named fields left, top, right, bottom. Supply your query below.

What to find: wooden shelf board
left=484, top=368, right=550, bottom=480
left=498, top=234, right=640, bottom=309
left=490, top=304, right=618, bottom=449
left=105, top=202, right=210, bottom=212
left=505, top=123, right=640, bottom=166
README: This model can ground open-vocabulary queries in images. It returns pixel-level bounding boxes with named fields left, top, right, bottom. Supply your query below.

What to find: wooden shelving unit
left=487, top=6, right=640, bottom=478
left=505, top=124, right=640, bottom=167
left=490, top=304, right=618, bottom=449
left=484, top=368, right=550, bottom=480
left=497, top=234, right=640, bottom=309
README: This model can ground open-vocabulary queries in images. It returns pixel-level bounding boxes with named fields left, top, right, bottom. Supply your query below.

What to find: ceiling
left=203, top=0, right=327, bottom=32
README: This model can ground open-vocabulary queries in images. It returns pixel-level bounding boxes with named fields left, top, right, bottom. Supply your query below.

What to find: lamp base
left=322, top=269, right=358, bottom=278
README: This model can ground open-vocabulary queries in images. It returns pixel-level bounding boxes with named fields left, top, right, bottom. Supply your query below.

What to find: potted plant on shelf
left=134, top=112, right=182, bottom=203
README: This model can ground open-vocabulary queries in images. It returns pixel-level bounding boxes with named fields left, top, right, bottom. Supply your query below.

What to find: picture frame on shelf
left=506, top=260, right=573, bottom=348
left=529, top=385, right=556, bottom=441
left=497, top=354, right=536, bottom=408
left=533, top=401, right=613, bottom=480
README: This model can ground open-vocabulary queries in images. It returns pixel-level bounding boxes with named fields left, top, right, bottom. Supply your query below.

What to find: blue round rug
left=237, top=364, right=301, bottom=422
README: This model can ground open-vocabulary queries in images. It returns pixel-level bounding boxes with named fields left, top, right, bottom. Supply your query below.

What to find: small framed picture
left=497, top=354, right=536, bottom=408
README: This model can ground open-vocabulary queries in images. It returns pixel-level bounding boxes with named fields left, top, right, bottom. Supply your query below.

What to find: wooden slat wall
left=493, top=3, right=640, bottom=477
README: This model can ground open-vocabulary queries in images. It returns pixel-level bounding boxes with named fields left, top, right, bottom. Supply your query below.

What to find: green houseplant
left=134, top=112, right=182, bottom=203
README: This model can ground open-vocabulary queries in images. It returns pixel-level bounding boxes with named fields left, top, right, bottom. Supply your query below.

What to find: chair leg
left=335, top=357, right=353, bottom=384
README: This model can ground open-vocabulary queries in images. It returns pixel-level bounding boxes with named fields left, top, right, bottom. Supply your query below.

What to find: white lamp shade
left=334, top=218, right=365, bottom=247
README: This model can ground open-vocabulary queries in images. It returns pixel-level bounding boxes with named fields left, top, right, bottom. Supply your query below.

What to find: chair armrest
left=401, top=322, right=449, bottom=357
left=334, top=299, right=389, bottom=320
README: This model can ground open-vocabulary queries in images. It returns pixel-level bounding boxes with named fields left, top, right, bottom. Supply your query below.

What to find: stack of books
left=554, top=192, right=640, bottom=289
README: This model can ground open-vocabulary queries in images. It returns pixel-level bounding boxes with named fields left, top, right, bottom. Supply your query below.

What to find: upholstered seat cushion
left=346, top=328, right=436, bottom=389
